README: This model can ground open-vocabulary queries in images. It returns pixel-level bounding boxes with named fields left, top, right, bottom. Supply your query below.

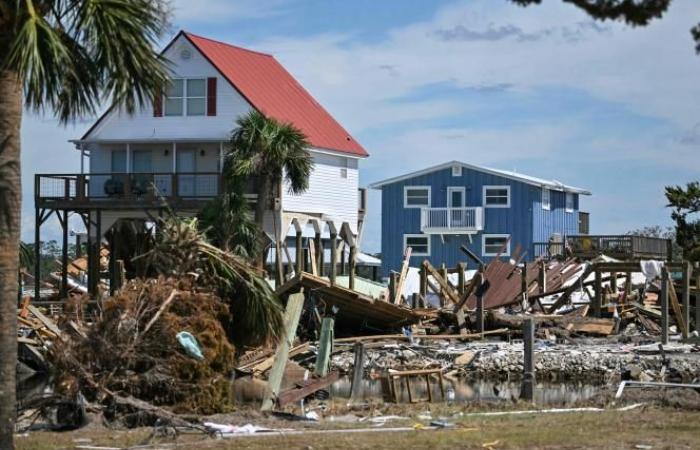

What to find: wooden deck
left=533, top=235, right=672, bottom=261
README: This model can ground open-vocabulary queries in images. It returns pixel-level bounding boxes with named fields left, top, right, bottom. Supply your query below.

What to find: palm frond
left=19, top=241, right=33, bottom=269
left=137, top=215, right=284, bottom=348
left=2, top=0, right=171, bottom=123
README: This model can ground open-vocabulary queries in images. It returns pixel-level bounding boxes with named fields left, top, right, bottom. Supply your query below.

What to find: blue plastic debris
left=176, top=331, right=204, bottom=360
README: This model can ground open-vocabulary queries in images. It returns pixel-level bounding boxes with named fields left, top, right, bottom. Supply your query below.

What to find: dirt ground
left=16, top=391, right=700, bottom=450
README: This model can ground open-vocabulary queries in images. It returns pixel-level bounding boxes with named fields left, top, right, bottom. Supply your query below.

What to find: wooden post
left=593, top=268, right=602, bottom=318
left=419, top=263, right=427, bottom=298
left=348, top=245, right=357, bottom=291
left=89, top=210, right=102, bottom=299
left=661, top=267, right=669, bottom=345
left=520, top=263, right=528, bottom=306
left=113, top=260, right=125, bottom=292
left=339, top=242, right=346, bottom=276
left=60, top=211, right=69, bottom=299
left=261, top=292, right=305, bottom=411
left=610, top=271, right=618, bottom=293
left=34, top=208, right=41, bottom=301
left=315, top=232, right=323, bottom=277
left=393, top=247, right=412, bottom=304
left=624, top=271, right=632, bottom=296
left=538, top=261, right=547, bottom=294
left=349, top=342, right=366, bottom=402
left=308, top=238, right=318, bottom=276
left=682, top=261, right=691, bottom=338
left=274, top=239, right=284, bottom=287
left=696, top=269, right=700, bottom=333
left=329, top=232, right=337, bottom=284
left=295, top=231, right=303, bottom=275
left=108, top=231, right=116, bottom=296
left=521, top=317, right=535, bottom=402
left=457, top=262, right=466, bottom=296
left=388, top=271, right=398, bottom=303
left=315, top=317, right=334, bottom=377
left=476, top=294, right=484, bottom=336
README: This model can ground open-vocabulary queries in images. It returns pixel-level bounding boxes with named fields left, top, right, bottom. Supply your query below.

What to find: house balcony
left=34, top=172, right=246, bottom=210
left=420, top=207, right=484, bottom=234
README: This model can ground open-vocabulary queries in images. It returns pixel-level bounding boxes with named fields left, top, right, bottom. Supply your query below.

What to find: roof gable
left=368, top=160, right=591, bottom=195
left=81, top=31, right=368, bottom=158
left=183, top=32, right=368, bottom=157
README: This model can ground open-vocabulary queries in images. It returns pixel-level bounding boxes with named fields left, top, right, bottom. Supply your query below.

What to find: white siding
left=85, top=35, right=252, bottom=141
left=282, top=151, right=359, bottom=234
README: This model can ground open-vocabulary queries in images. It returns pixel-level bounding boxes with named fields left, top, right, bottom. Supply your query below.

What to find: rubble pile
left=49, top=277, right=238, bottom=421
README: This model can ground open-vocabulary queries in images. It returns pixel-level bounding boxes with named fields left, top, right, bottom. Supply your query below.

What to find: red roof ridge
left=183, top=31, right=273, bottom=58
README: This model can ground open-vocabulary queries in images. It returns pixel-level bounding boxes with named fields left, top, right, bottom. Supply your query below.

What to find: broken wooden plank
left=27, top=305, right=62, bottom=338
left=422, top=260, right=461, bottom=305
left=276, top=371, right=340, bottom=407
left=393, top=247, right=412, bottom=305
left=261, top=292, right=306, bottom=411
left=667, top=275, right=688, bottom=337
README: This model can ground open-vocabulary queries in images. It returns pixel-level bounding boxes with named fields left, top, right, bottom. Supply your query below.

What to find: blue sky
left=21, top=0, right=700, bottom=253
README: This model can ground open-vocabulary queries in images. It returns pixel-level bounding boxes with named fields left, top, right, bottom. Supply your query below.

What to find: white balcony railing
left=420, top=207, right=484, bottom=234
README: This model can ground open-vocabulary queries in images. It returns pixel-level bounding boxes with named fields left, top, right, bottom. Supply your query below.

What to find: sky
left=21, top=0, right=700, bottom=253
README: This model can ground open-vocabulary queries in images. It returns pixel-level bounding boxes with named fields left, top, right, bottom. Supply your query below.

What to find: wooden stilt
left=348, top=244, right=357, bottom=291
left=59, top=210, right=69, bottom=299
left=295, top=231, right=303, bottom=275
left=329, top=232, right=338, bottom=285
left=661, top=268, right=669, bottom=345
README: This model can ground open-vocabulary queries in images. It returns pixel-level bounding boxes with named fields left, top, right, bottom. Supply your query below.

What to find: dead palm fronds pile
left=137, top=216, right=284, bottom=348
left=50, top=277, right=236, bottom=423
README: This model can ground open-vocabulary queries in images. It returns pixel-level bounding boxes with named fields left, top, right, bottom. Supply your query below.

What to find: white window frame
left=404, top=185, right=431, bottom=208
left=542, top=188, right=551, bottom=211
left=482, top=185, right=511, bottom=208
left=565, top=192, right=574, bottom=213
left=482, top=234, right=511, bottom=257
left=447, top=186, right=465, bottom=207
left=404, top=234, right=430, bottom=256
left=164, top=77, right=207, bottom=116
left=185, top=78, right=206, bottom=116
left=452, top=165, right=462, bottom=177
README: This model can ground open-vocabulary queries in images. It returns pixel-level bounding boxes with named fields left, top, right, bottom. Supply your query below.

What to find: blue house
left=368, top=161, right=591, bottom=276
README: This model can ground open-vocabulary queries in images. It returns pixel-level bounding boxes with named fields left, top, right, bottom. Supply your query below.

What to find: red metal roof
left=184, top=32, right=368, bottom=157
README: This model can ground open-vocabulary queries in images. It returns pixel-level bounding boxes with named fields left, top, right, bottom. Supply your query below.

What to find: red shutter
left=207, top=77, right=217, bottom=116
left=153, top=90, right=162, bottom=117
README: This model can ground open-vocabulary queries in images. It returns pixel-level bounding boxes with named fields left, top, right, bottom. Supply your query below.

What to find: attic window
left=452, top=165, right=462, bottom=177
left=163, top=78, right=206, bottom=116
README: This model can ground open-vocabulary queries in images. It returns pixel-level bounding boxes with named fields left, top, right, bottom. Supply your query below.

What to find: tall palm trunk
left=0, top=69, right=22, bottom=450
left=254, top=176, right=271, bottom=270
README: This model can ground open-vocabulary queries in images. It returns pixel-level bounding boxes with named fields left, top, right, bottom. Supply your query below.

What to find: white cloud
left=169, top=0, right=291, bottom=24
left=254, top=0, right=700, bottom=133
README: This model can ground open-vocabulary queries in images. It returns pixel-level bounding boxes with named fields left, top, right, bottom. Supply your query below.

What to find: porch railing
left=533, top=235, right=672, bottom=261
left=420, top=207, right=484, bottom=233
left=35, top=172, right=226, bottom=203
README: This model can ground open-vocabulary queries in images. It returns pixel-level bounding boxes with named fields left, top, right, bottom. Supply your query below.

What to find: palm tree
left=0, top=2, right=169, bottom=447
left=225, top=110, right=313, bottom=268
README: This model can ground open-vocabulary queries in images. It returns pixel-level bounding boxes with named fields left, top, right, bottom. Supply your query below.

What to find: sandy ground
left=15, top=387, right=700, bottom=450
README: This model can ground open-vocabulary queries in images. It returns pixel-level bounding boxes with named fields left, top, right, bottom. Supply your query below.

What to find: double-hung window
left=186, top=79, right=206, bottom=115
left=483, top=185, right=510, bottom=208
left=164, top=78, right=206, bottom=116
left=404, top=186, right=430, bottom=208
left=404, top=234, right=430, bottom=256
left=542, top=188, right=551, bottom=210
left=482, top=234, right=510, bottom=257
left=565, top=192, right=575, bottom=213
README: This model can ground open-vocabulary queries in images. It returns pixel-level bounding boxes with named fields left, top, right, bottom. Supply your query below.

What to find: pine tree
left=665, top=181, right=700, bottom=261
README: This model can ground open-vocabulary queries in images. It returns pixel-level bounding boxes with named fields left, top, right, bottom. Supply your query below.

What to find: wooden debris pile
left=45, top=277, right=238, bottom=426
